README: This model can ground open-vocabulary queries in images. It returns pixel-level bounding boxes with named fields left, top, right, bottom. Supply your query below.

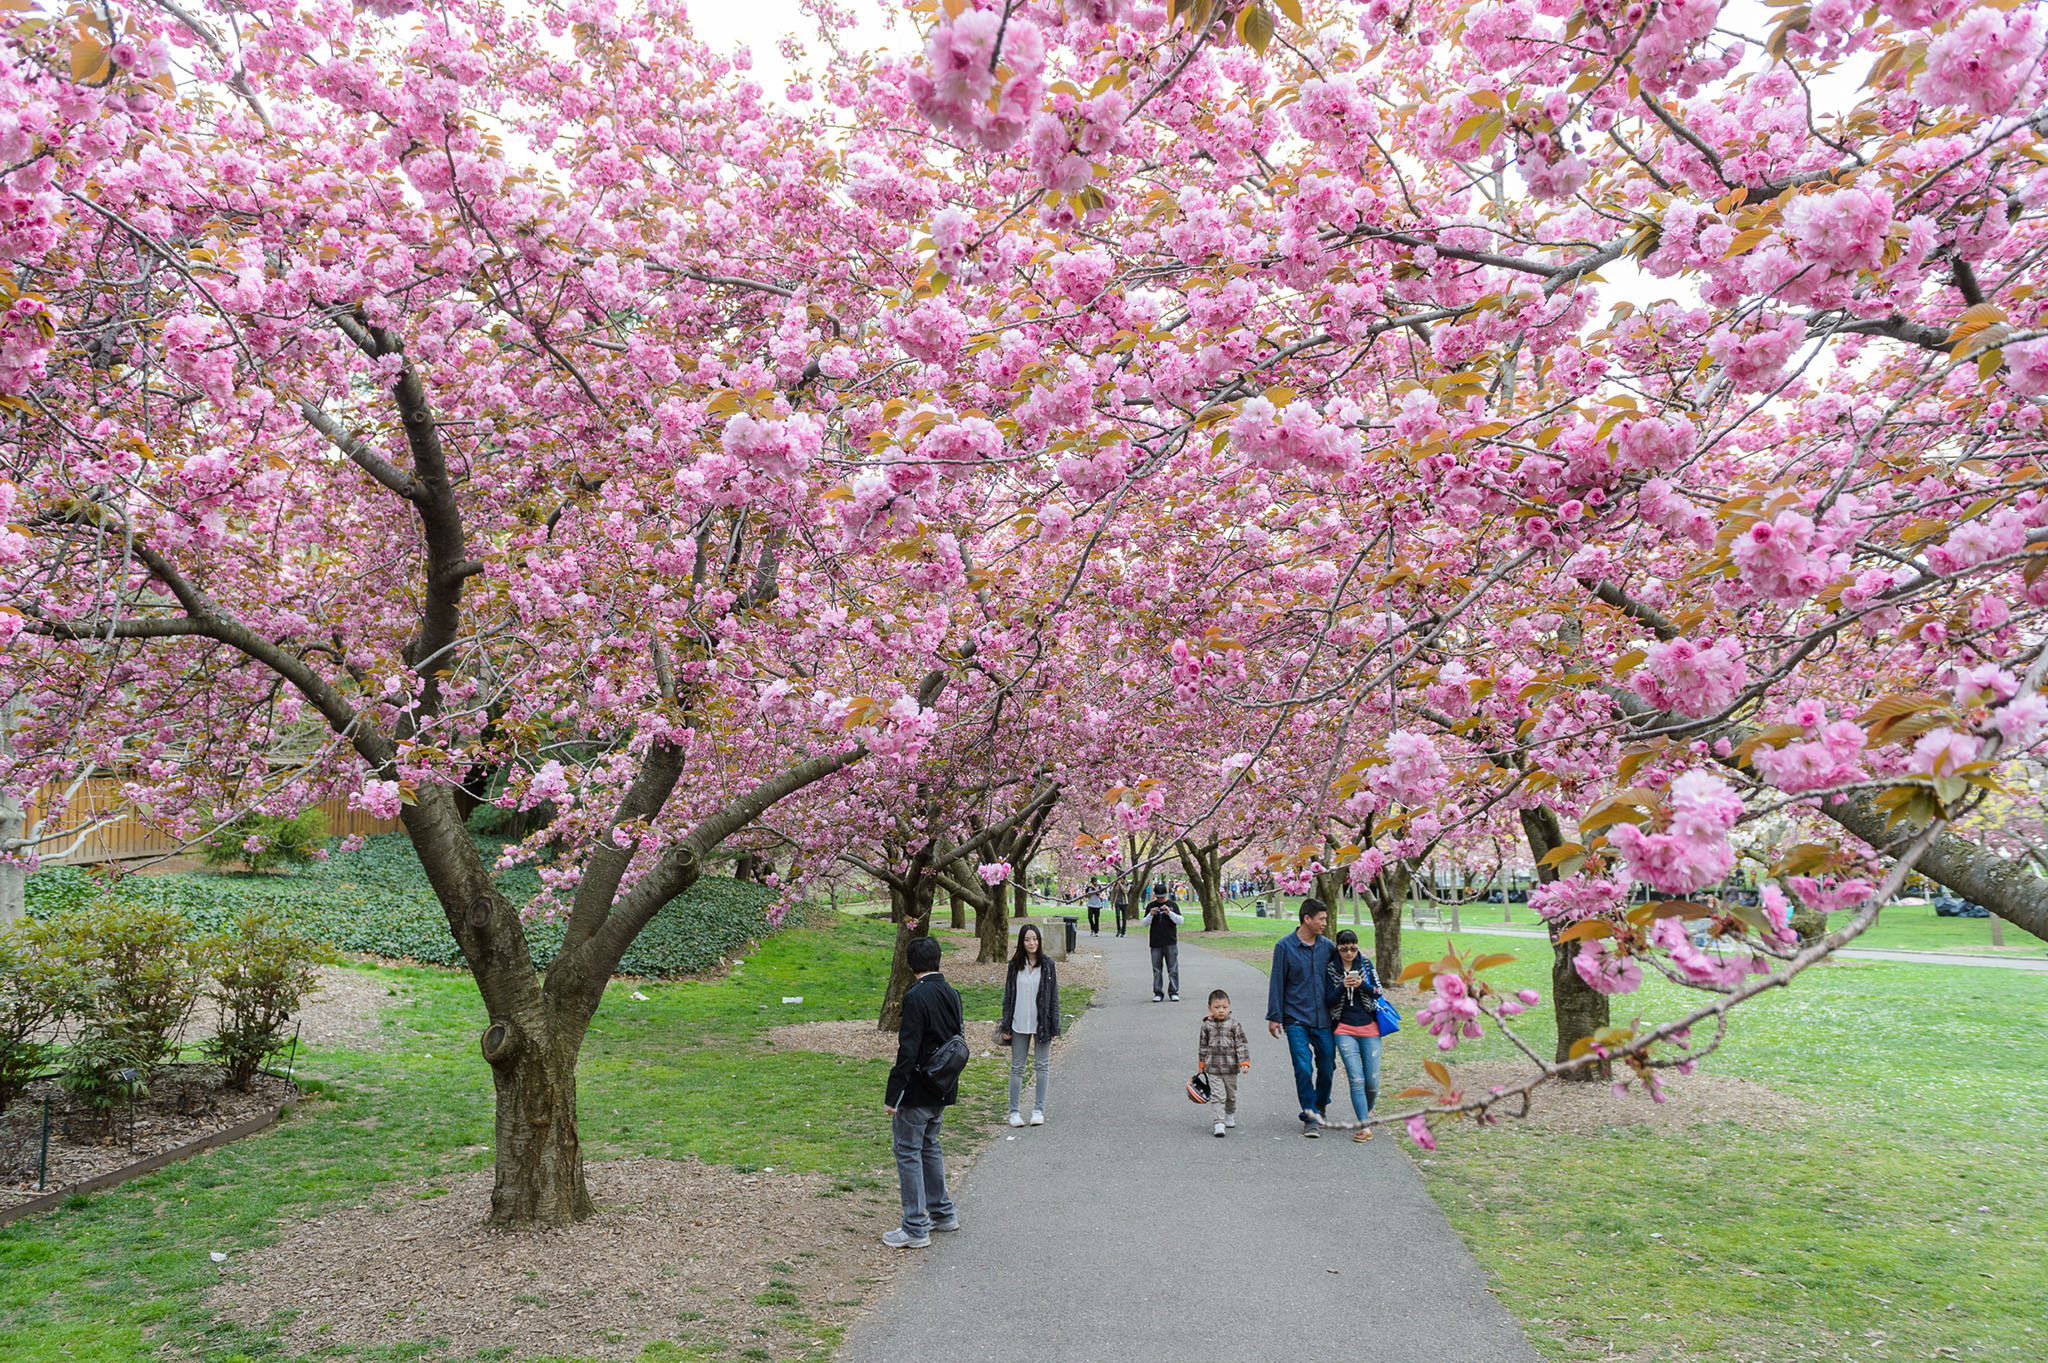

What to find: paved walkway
left=842, top=934, right=1538, bottom=1363
left=1432, top=922, right=2048, bottom=972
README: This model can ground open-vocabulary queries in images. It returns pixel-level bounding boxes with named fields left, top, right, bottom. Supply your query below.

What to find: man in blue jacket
left=1267, top=898, right=1336, bottom=1137
left=883, top=935, right=963, bottom=1247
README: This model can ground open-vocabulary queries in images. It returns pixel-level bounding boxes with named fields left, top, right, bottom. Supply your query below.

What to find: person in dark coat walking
left=883, top=935, right=963, bottom=1248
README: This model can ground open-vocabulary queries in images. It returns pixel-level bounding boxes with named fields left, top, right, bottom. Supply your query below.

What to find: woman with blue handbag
left=1326, top=930, right=1394, bottom=1143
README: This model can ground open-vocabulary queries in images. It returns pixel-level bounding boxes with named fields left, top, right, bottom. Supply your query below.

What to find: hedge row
left=25, top=834, right=782, bottom=978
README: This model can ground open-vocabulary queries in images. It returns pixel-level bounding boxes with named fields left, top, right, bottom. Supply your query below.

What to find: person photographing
left=1142, top=883, right=1183, bottom=1002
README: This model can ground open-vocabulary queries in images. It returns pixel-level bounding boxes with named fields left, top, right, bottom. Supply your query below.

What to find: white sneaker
left=1169, top=993, right=1180, bottom=1002
left=1153, top=993, right=1163, bottom=1002
left=1212, top=1119, right=1226, bottom=1137
left=1029, top=1109, right=1045, bottom=1126
left=1224, top=1113, right=1236, bottom=1127
left=1008, top=1111, right=1024, bottom=1127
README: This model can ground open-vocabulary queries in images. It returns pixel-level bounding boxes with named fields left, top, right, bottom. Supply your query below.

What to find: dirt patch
left=1386, top=1057, right=1818, bottom=1137
left=936, top=940, right=1111, bottom=994
left=206, top=1157, right=902, bottom=1361
left=171, top=964, right=403, bottom=1057
left=1, top=1068, right=293, bottom=1202
left=763, top=1019, right=1007, bottom=1063
left=293, top=964, right=405, bottom=1053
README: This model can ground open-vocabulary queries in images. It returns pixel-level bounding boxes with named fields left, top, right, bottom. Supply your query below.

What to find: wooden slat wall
left=21, top=777, right=404, bottom=866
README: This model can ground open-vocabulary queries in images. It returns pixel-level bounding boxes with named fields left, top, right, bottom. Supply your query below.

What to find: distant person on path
left=1196, top=988, right=1251, bottom=1137
left=998, top=923, right=1061, bottom=1127
left=1325, top=929, right=1385, bottom=1143
left=1085, top=880, right=1107, bottom=936
left=1267, top=898, right=1337, bottom=1137
left=1144, top=883, right=1184, bottom=1002
left=883, top=935, right=963, bottom=1248
left=1113, top=883, right=1129, bottom=937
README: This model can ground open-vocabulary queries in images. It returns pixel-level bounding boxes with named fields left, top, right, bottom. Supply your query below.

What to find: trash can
left=1036, top=918, right=1071, bottom=961
left=1255, top=900, right=1269, bottom=918
left=1058, top=916, right=1079, bottom=954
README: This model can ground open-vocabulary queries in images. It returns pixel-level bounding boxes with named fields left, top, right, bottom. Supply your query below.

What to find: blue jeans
left=891, top=1105, right=955, bottom=1236
left=1283, top=1023, right=1334, bottom=1120
left=1334, top=1032, right=1382, bottom=1122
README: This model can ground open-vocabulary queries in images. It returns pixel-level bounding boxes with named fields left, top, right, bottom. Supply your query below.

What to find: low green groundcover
left=24, top=833, right=780, bottom=977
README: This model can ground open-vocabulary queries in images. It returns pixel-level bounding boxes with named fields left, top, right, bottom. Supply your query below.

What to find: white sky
left=683, top=0, right=906, bottom=90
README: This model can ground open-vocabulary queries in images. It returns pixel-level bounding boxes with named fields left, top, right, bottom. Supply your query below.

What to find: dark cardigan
left=999, top=957, right=1062, bottom=1041
left=1324, top=955, right=1384, bottom=1029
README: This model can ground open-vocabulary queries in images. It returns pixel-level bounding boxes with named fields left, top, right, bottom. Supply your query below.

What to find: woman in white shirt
left=997, top=923, right=1061, bottom=1127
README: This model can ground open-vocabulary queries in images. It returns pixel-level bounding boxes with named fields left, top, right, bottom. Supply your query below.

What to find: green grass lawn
left=1191, top=921, right=2047, bottom=1362
left=0, top=915, right=1072, bottom=1363
left=1194, top=895, right=2048, bottom=956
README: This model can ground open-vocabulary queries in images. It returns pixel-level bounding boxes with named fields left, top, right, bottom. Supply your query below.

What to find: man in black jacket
left=1143, top=882, right=1184, bottom=1002
left=882, top=935, right=963, bottom=1248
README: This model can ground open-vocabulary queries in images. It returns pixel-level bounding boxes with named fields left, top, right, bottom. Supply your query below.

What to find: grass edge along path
left=1197, top=923, right=2045, bottom=1363
left=0, top=915, right=1071, bottom=1363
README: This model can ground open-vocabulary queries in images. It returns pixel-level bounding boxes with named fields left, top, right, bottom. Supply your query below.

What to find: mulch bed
left=1400, top=1059, right=1819, bottom=1137
left=0, top=1067, right=294, bottom=1205
left=206, top=1157, right=904, bottom=1361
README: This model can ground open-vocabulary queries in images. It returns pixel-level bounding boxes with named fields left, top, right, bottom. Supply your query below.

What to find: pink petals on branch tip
left=1630, top=635, right=1747, bottom=719
left=907, top=10, right=1046, bottom=152
left=1607, top=771, right=1741, bottom=896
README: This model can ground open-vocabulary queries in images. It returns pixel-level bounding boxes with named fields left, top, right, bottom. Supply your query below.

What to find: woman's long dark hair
left=1009, top=923, right=1046, bottom=974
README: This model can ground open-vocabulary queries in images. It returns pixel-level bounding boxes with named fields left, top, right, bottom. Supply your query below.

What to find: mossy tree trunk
left=1520, top=804, right=1609, bottom=1079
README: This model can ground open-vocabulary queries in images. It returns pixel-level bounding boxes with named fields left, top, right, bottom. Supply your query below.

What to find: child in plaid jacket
left=1197, top=988, right=1251, bottom=1135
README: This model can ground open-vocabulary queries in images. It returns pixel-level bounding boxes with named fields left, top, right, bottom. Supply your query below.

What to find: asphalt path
left=841, top=931, right=1538, bottom=1363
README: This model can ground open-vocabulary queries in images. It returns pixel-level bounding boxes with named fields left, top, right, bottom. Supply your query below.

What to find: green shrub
left=27, top=833, right=784, bottom=978
left=197, top=809, right=329, bottom=874
left=0, top=922, right=74, bottom=1113
left=198, top=911, right=335, bottom=1090
left=59, top=1021, right=149, bottom=1129
left=40, top=897, right=201, bottom=1077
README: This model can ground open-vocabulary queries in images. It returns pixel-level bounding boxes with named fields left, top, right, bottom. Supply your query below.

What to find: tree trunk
left=1520, top=804, right=1608, bottom=1079
left=1368, top=862, right=1408, bottom=984
left=482, top=1018, right=593, bottom=1227
left=0, top=786, right=23, bottom=928
left=1313, top=865, right=1345, bottom=917
left=0, top=705, right=25, bottom=927
left=1012, top=879, right=1027, bottom=918
left=1176, top=839, right=1230, bottom=932
left=879, top=882, right=935, bottom=1031
left=948, top=888, right=965, bottom=931
left=976, top=885, right=1008, bottom=962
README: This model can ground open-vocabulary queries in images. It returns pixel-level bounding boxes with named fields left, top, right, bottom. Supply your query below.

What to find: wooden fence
left=21, top=778, right=404, bottom=866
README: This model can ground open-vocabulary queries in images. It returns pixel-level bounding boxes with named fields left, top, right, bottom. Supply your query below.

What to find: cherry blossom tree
left=888, top=0, right=2048, bottom=1123
left=10, top=0, right=2048, bottom=1208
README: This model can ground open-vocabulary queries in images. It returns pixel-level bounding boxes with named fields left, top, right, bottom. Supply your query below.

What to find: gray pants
left=1151, top=944, right=1180, bottom=997
left=891, top=1105, right=954, bottom=1236
left=1008, top=1033, right=1050, bottom=1114
left=1213, top=1069, right=1239, bottom=1114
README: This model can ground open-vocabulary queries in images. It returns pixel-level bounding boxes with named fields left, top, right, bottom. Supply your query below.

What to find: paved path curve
left=1434, top=922, right=2048, bottom=971
left=842, top=933, right=1538, bottom=1363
